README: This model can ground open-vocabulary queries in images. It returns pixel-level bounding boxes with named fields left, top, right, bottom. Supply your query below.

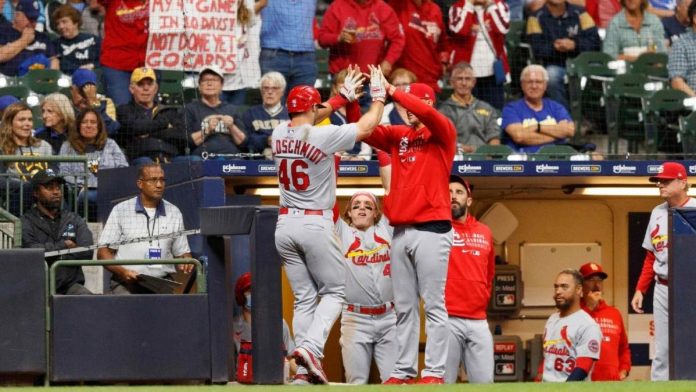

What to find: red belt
left=657, top=277, right=668, bottom=286
left=346, top=302, right=394, bottom=316
left=278, top=207, right=324, bottom=215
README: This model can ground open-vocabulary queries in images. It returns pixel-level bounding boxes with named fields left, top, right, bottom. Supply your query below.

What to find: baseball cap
left=199, top=65, right=225, bottom=81
left=16, top=0, right=40, bottom=21
left=131, top=67, right=157, bottom=84
left=235, top=272, right=251, bottom=306
left=406, top=83, right=436, bottom=104
left=0, top=95, right=19, bottom=111
left=579, top=262, right=608, bottom=280
left=649, top=161, right=687, bottom=182
left=449, top=175, right=472, bottom=196
left=31, top=168, right=65, bottom=188
left=72, top=69, right=98, bottom=88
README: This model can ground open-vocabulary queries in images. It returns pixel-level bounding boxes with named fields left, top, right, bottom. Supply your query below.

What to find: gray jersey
left=542, top=310, right=602, bottom=382
left=336, top=216, right=394, bottom=305
left=272, top=122, right=358, bottom=210
left=642, top=198, right=696, bottom=278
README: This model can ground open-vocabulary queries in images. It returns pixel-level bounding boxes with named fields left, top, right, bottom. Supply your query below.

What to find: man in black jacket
left=116, top=67, right=188, bottom=163
left=21, top=169, right=93, bottom=295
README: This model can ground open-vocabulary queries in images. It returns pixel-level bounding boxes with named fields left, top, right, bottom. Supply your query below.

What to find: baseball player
left=444, top=176, right=496, bottom=384
left=364, top=81, right=456, bottom=384
left=579, top=262, right=631, bottom=381
left=336, top=191, right=397, bottom=384
left=272, top=65, right=387, bottom=385
left=631, top=161, right=696, bottom=381
left=540, top=269, right=602, bottom=382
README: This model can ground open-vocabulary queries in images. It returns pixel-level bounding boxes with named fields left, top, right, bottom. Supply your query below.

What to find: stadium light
left=251, top=187, right=386, bottom=197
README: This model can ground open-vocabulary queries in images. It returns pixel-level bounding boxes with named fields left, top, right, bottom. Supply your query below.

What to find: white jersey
left=272, top=122, right=357, bottom=210
left=336, top=216, right=394, bottom=306
left=542, top=310, right=602, bottom=382
left=642, top=198, right=696, bottom=278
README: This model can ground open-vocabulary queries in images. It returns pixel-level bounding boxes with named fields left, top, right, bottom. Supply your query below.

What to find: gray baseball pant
left=652, top=282, right=668, bottom=381
left=445, top=317, right=494, bottom=384
left=340, top=309, right=397, bottom=383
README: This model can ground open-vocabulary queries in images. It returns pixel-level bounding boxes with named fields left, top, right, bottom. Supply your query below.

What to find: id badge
left=148, top=247, right=162, bottom=260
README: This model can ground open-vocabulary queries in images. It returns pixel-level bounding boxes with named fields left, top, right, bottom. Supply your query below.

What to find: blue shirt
left=501, top=98, right=572, bottom=153
left=260, top=0, right=315, bottom=52
left=0, top=24, right=57, bottom=76
left=662, top=16, right=687, bottom=45
left=239, top=104, right=289, bottom=154
left=55, top=32, right=100, bottom=75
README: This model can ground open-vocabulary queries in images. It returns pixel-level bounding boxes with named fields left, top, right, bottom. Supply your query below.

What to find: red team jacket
left=445, top=215, right=496, bottom=319
left=581, top=300, right=631, bottom=381
left=99, top=0, right=148, bottom=71
left=318, top=0, right=405, bottom=74
left=365, top=89, right=456, bottom=225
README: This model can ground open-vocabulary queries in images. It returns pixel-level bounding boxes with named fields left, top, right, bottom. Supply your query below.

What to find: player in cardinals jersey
left=273, top=65, right=387, bottom=384
left=336, top=191, right=397, bottom=384
left=631, top=161, right=696, bottom=380
left=444, top=176, right=496, bottom=384
left=541, top=269, right=602, bottom=382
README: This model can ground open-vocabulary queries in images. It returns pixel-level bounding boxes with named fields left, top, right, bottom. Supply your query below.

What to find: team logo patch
left=588, top=339, right=599, bottom=353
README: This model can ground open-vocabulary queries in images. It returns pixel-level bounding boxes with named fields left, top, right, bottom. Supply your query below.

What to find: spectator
left=603, top=0, right=666, bottom=61
left=46, top=0, right=105, bottom=38
left=318, top=0, right=405, bottom=78
left=58, top=108, right=128, bottom=220
left=98, top=0, right=149, bottom=106
left=239, top=71, right=289, bottom=160
left=578, top=262, right=631, bottom=381
left=35, top=93, right=76, bottom=154
left=586, top=0, right=622, bottom=28
left=649, top=0, right=677, bottom=17
left=380, top=68, right=417, bottom=125
left=260, top=0, right=317, bottom=93
left=501, top=64, right=575, bottom=153
left=329, top=69, right=372, bottom=160
left=447, top=0, right=510, bottom=110
left=527, top=0, right=600, bottom=110
left=70, top=68, right=119, bottom=136
left=439, top=61, right=501, bottom=155
left=388, top=0, right=448, bottom=92
left=21, top=169, right=93, bottom=295
left=0, top=0, right=58, bottom=77
left=222, top=0, right=267, bottom=105
left=2, top=0, right=46, bottom=29
left=540, top=269, right=602, bottom=382
left=0, top=95, right=19, bottom=117
left=668, top=0, right=696, bottom=96
left=233, top=272, right=297, bottom=384
left=52, top=4, right=100, bottom=75
left=97, top=162, right=193, bottom=295
left=116, top=67, right=187, bottom=163
left=185, top=66, right=248, bottom=158
left=663, top=0, right=692, bottom=46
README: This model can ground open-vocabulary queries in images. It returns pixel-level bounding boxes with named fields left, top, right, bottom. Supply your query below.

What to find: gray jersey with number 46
left=272, top=122, right=357, bottom=210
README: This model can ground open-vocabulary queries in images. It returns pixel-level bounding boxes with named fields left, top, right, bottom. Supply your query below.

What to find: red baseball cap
left=649, top=162, right=687, bottom=182
left=406, top=83, right=436, bottom=104
left=449, top=175, right=472, bottom=196
left=579, top=262, right=608, bottom=280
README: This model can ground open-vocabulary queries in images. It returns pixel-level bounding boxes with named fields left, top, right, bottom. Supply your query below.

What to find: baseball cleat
left=290, top=374, right=311, bottom=385
left=383, top=376, right=416, bottom=385
left=292, top=347, right=328, bottom=385
left=416, top=376, right=444, bottom=384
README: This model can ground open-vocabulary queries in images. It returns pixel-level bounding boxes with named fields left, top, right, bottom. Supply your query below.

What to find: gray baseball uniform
left=336, top=216, right=397, bottom=383
left=641, top=198, right=696, bottom=380
left=272, top=121, right=357, bottom=362
left=542, top=310, right=603, bottom=382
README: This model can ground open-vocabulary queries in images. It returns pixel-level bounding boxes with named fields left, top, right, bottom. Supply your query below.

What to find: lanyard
left=146, top=213, right=158, bottom=245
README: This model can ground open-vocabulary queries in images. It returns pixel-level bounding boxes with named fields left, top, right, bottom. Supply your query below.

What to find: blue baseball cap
left=72, top=69, right=97, bottom=88
left=0, top=95, right=20, bottom=111
left=15, top=0, right=41, bottom=21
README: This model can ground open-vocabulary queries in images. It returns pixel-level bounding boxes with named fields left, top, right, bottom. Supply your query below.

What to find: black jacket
left=116, top=101, right=188, bottom=160
left=21, top=206, right=93, bottom=294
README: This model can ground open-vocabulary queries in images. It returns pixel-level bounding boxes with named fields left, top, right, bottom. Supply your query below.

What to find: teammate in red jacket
left=444, top=176, right=496, bottom=384
left=579, top=262, right=631, bottom=381
left=365, top=81, right=456, bottom=384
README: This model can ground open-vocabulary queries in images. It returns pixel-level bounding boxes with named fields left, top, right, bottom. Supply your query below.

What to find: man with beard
left=21, top=169, right=93, bottom=295
left=540, top=269, right=602, bottom=382
left=443, top=176, right=495, bottom=384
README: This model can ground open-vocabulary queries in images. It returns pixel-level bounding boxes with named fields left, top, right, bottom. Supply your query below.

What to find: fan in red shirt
left=579, top=262, right=631, bottom=381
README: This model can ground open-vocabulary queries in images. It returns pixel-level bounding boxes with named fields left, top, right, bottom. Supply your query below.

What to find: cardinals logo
left=408, top=12, right=441, bottom=42
left=345, top=233, right=391, bottom=265
left=560, top=325, right=573, bottom=348
left=651, top=224, right=667, bottom=252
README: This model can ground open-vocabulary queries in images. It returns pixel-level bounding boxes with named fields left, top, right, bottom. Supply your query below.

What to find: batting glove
left=339, top=67, right=364, bottom=102
left=369, top=65, right=387, bottom=103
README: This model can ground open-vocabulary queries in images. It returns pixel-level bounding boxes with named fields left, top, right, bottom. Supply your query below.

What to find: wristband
left=327, top=94, right=349, bottom=111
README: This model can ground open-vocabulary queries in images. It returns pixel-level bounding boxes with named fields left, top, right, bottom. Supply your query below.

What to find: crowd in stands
left=0, top=0, right=696, bottom=217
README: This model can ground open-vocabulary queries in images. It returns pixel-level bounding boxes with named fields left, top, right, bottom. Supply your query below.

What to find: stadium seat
left=505, top=21, right=535, bottom=100
left=534, top=144, right=578, bottom=160
left=0, top=85, right=30, bottom=100
left=157, top=70, right=185, bottom=105
left=643, top=88, right=689, bottom=153
left=629, top=52, right=669, bottom=81
left=22, top=69, right=65, bottom=95
left=678, top=111, right=696, bottom=157
left=566, top=51, right=614, bottom=139
left=467, top=144, right=514, bottom=160
left=603, top=73, right=652, bottom=154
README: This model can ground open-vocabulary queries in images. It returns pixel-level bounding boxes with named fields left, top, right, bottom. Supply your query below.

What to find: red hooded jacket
left=581, top=300, right=632, bottom=381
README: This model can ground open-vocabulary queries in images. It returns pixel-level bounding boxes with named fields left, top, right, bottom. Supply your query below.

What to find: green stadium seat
left=505, top=20, right=535, bottom=100
left=0, top=85, right=30, bottom=100
left=679, top=111, right=696, bottom=157
left=467, top=144, right=514, bottom=160
left=566, top=51, right=614, bottom=140
left=534, top=144, right=578, bottom=160
left=22, top=69, right=65, bottom=95
left=603, top=73, right=652, bottom=154
left=629, top=52, right=669, bottom=81
left=644, top=88, right=689, bottom=153
left=157, top=70, right=185, bottom=105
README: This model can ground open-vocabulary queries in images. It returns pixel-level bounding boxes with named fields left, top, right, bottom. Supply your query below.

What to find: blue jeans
left=101, top=66, right=133, bottom=106
left=508, top=0, right=524, bottom=21
left=545, top=64, right=569, bottom=111
left=260, top=48, right=317, bottom=93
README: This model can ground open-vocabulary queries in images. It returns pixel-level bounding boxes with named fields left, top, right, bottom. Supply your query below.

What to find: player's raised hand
left=340, top=65, right=366, bottom=102
left=368, top=64, right=387, bottom=103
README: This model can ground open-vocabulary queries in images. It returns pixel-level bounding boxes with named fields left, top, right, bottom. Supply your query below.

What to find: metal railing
left=0, top=206, right=21, bottom=248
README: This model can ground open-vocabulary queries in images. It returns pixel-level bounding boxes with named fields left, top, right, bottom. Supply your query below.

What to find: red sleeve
left=436, top=13, right=449, bottom=65
left=377, top=149, right=392, bottom=167
left=487, top=0, right=510, bottom=34
left=574, top=357, right=595, bottom=373
left=636, top=250, right=656, bottom=293
left=381, top=5, right=406, bottom=65
left=391, top=89, right=456, bottom=146
left=346, top=101, right=361, bottom=123
left=364, top=125, right=394, bottom=153
left=317, top=5, right=341, bottom=47
left=617, top=315, right=632, bottom=374
left=326, top=94, right=349, bottom=112
left=332, top=154, right=340, bottom=224
left=448, top=1, right=476, bottom=36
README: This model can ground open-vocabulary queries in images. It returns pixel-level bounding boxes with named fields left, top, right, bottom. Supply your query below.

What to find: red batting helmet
left=287, top=85, right=324, bottom=114
left=235, top=272, right=251, bottom=306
